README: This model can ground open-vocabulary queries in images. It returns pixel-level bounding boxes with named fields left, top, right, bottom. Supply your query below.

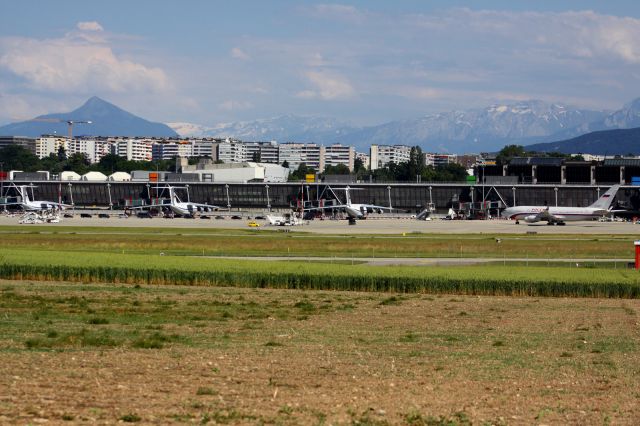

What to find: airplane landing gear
left=515, top=220, right=519, bottom=224
left=348, top=218, right=357, bottom=225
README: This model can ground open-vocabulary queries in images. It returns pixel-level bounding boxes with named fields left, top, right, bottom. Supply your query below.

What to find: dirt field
left=1, top=281, right=638, bottom=425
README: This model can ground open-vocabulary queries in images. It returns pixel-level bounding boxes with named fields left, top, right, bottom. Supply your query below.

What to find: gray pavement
left=1, top=214, right=640, bottom=235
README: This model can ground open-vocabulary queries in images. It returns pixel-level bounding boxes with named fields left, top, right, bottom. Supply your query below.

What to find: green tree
left=64, top=153, right=90, bottom=175
left=322, top=164, right=350, bottom=175
left=289, top=163, right=316, bottom=181
left=0, top=145, right=40, bottom=172
left=496, top=144, right=526, bottom=164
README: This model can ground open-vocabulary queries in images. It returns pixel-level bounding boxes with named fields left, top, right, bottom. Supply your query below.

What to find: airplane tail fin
left=589, top=185, right=620, bottom=210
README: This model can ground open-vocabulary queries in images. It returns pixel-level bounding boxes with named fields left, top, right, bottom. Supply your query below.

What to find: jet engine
left=524, top=215, right=540, bottom=223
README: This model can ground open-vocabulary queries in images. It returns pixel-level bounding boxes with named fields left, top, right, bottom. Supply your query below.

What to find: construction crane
left=29, top=118, right=93, bottom=139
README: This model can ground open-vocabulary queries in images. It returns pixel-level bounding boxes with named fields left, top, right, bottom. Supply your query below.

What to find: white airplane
left=304, top=186, right=392, bottom=221
left=1, top=184, right=70, bottom=211
left=501, top=185, right=620, bottom=225
left=130, top=185, right=219, bottom=217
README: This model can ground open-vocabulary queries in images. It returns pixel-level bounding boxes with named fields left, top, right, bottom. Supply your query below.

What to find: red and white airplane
left=501, top=185, right=620, bottom=225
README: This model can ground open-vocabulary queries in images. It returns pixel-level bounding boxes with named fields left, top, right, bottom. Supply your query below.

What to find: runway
left=1, top=214, right=640, bottom=235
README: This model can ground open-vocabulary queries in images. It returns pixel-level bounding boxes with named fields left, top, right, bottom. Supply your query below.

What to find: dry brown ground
left=0, top=283, right=639, bottom=425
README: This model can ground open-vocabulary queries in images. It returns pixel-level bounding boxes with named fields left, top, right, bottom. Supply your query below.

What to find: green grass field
left=0, top=225, right=639, bottom=297
left=0, top=225, right=636, bottom=259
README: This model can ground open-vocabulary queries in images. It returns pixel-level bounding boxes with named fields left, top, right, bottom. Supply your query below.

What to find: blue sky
left=1, top=1, right=640, bottom=127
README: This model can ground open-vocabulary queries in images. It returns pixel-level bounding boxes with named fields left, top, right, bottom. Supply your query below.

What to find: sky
left=1, top=0, right=640, bottom=127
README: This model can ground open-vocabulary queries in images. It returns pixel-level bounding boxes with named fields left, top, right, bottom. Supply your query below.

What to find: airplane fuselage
left=502, top=206, right=606, bottom=222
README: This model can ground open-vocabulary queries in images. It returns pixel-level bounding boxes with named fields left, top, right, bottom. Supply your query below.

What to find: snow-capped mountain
left=332, top=101, right=607, bottom=152
left=167, top=115, right=358, bottom=143
left=168, top=101, right=613, bottom=153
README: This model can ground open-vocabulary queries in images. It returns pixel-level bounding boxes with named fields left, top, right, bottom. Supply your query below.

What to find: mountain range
left=167, top=98, right=640, bottom=153
left=2, top=96, right=640, bottom=154
left=0, top=96, right=177, bottom=138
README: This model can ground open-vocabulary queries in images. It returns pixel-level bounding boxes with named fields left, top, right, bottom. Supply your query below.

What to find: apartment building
left=0, top=136, right=36, bottom=154
left=112, top=138, right=153, bottom=161
left=369, top=144, right=411, bottom=170
left=278, top=142, right=324, bottom=171
left=324, top=144, right=355, bottom=171
left=67, top=138, right=111, bottom=163
left=217, top=139, right=247, bottom=163
left=35, top=136, right=68, bottom=159
left=243, top=141, right=279, bottom=164
left=424, top=153, right=457, bottom=167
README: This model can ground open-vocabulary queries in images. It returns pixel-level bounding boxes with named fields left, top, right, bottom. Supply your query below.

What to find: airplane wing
left=304, top=204, right=348, bottom=212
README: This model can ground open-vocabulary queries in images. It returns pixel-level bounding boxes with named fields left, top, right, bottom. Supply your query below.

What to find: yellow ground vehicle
left=247, top=221, right=260, bottom=227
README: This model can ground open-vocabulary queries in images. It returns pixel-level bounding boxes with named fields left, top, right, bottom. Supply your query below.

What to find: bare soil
left=0, top=282, right=639, bottom=425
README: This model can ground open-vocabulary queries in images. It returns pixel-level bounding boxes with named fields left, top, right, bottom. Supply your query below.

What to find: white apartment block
left=36, top=136, right=68, bottom=159
left=152, top=141, right=193, bottom=161
left=244, top=141, right=279, bottom=164
left=369, top=144, right=411, bottom=170
left=113, top=139, right=153, bottom=161
left=278, top=143, right=324, bottom=171
left=67, top=139, right=111, bottom=163
left=424, top=153, right=457, bottom=167
left=218, top=140, right=247, bottom=163
left=355, top=152, right=370, bottom=169
left=324, top=144, right=355, bottom=172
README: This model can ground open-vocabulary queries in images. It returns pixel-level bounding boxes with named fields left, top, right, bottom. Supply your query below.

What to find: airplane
left=304, top=186, right=392, bottom=223
left=129, top=185, right=219, bottom=217
left=0, top=184, right=70, bottom=211
left=501, top=184, right=620, bottom=225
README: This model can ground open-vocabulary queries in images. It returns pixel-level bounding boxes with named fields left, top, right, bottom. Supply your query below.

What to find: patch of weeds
left=132, top=300, right=141, bottom=307
left=380, top=296, right=401, bottom=306
left=196, top=387, right=217, bottom=396
left=400, top=332, right=419, bottom=343
left=622, top=306, right=635, bottom=316
left=220, top=311, right=233, bottom=319
left=560, top=352, right=573, bottom=358
left=120, top=413, right=141, bottom=422
left=46, top=330, right=59, bottom=338
left=264, top=341, right=283, bottom=347
left=492, top=340, right=505, bottom=347
left=294, top=300, right=316, bottom=313
left=458, top=311, right=468, bottom=316
left=87, top=317, right=109, bottom=325
left=25, top=337, right=50, bottom=349
left=278, top=405, right=294, bottom=415
left=349, top=408, right=389, bottom=425
left=61, top=414, right=74, bottom=421
left=574, top=326, right=590, bottom=332
left=337, top=303, right=355, bottom=311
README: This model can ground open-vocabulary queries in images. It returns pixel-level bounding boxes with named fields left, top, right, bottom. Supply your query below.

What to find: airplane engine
left=376, top=208, right=383, bottom=214
left=524, top=215, right=540, bottom=223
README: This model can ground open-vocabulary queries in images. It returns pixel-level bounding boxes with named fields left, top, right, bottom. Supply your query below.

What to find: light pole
left=597, top=186, right=601, bottom=199
left=225, top=184, right=231, bottom=211
left=265, top=184, right=271, bottom=212
left=387, top=185, right=392, bottom=209
left=554, top=187, right=558, bottom=207
left=107, top=182, right=112, bottom=210
left=0, top=162, right=4, bottom=197
left=67, top=183, right=74, bottom=214
left=428, top=185, right=433, bottom=211
left=512, top=186, right=516, bottom=207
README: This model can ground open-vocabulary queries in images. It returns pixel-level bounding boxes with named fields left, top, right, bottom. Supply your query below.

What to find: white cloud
left=231, top=47, right=250, bottom=61
left=313, top=4, right=365, bottom=24
left=297, top=70, right=355, bottom=100
left=77, top=21, right=104, bottom=32
left=0, top=24, right=169, bottom=95
left=220, top=100, right=253, bottom=111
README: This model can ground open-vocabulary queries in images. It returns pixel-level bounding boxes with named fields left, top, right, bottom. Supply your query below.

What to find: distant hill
left=0, top=96, right=177, bottom=138
left=168, top=100, right=608, bottom=153
left=526, top=127, right=640, bottom=155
